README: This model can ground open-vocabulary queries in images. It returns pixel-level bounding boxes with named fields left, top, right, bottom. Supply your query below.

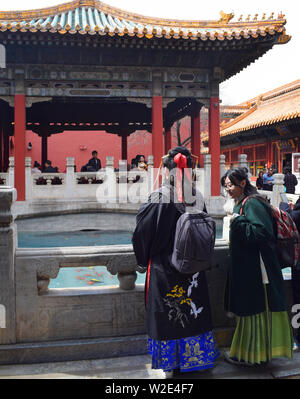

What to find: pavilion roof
left=220, top=79, right=300, bottom=137
left=0, top=0, right=290, bottom=43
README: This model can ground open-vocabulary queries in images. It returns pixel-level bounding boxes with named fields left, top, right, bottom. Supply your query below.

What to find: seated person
left=130, top=157, right=138, bottom=169
left=262, top=168, right=274, bottom=191
left=32, top=161, right=41, bottom=174
left=44, top=160, right=58, bottom=173
left=137, top=154, right=148, bottom=171
left=87, top=151, right=101, bottom=171
left=256, top=171, right=264, bottom=190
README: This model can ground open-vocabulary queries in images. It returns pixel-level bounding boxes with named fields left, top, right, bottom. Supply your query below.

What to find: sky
left=0, top=0, right=299, bottom=105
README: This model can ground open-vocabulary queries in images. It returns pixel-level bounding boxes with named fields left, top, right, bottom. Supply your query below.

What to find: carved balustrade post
left=0, top=186, right=17, bottom=343
left=25, top=157, right=32, bottom=201
left=272, top=173, right=285, bottom=207
left=204, top=154, right=211, bottom=198
left=66, top=157, right=75, bottom=198
left=8, top=156, right=14, bottom=188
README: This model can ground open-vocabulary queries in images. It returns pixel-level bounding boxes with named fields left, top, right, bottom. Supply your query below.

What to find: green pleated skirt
left=229, top=287, right=293, bottom=364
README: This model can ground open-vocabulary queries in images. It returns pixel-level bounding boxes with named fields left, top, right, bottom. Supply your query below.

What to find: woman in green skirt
left=221, top=167, right=293, bottom=365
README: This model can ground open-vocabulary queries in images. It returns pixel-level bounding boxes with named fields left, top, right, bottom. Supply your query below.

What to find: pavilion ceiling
left=0, top=96, right=199, bottom=136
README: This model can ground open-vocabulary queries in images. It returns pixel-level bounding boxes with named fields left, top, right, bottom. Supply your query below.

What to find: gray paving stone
left=0, top=350, right=300, bottom=379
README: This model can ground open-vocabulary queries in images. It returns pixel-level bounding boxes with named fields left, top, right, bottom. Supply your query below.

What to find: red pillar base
left=152, top=96, right=164, bottom=189
left=152, top=96, right=164, bottom=169
left=209, top=97, right=220, bottom=196
left=191, top=106, right=203, bottom=168
left=14, top=94, right=26, bottom=201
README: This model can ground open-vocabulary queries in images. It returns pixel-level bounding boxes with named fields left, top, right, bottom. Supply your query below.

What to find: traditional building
left=214, top=79, right=300, bottom=175
left=0, top=0, right=290, bottom=200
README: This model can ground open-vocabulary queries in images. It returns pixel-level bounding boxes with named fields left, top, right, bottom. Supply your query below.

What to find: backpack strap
left=239, top=196, right=251, bottom=216
left=239, top=194, right=269, bottom=216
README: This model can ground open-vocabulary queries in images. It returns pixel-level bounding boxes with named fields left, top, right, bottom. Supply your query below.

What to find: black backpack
left=171, top=211, right=216, bottom=274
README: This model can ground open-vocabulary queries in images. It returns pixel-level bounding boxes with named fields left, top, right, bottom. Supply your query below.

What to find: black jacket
left=87, top=157, right=102, bottom=171
left=132, top=186, right=212, bottom=340
left=44, top=166, right=58, bottom=173
left=291, top=200, right=300, bottom=234
left=281, top=200, right=300, bottom=270
left=284, top=172, right=298, bottom=194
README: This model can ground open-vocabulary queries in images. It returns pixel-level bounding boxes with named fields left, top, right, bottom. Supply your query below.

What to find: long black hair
left=221, top=167, right=258, bottom=197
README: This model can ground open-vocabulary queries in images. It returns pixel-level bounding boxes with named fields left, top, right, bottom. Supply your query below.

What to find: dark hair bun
left=163, top=146, right=193, bottom=170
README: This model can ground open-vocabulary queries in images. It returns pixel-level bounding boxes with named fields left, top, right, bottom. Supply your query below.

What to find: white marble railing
left=1, top=155, right=214, bottom=202
left=0, top=173, right=8, bottom=185
left=1, top=154, right=268, bottom=217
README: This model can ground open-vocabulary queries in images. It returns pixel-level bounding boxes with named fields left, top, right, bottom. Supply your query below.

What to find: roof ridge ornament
left=277, top=33, right=292, bottom=44
left=218, top=10, right=234, bottom=24
left=78, top=0, right=98, bottom=5
left=255, top=94, right=263, bottom=106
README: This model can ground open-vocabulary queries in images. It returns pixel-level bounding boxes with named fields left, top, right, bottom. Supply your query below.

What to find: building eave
left=0, top=1, right=289, bottom=42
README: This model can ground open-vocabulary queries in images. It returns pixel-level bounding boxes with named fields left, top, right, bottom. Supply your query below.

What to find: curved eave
left=221, top=111, right=300, bottom=137
left=0, top=1, right=287, bottom=28
left=0, top=20, right=287, bottom=42
left=0, top=1, right=289, bottom=42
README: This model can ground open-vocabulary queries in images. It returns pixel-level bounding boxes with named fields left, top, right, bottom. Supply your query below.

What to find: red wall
left=9, top=116, right=194, bottom=171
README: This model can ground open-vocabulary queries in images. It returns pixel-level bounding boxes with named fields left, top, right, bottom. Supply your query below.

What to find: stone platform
left=0, top=349, right=300, bottom=379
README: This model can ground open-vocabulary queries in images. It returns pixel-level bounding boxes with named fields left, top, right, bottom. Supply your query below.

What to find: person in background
left=221, top=167, right=293, bottom=366
left=256, top=171, right=264, bottom=190
left=132, top=146, right=219, bottom=378
left=44, top=160, right=58, bottom=173
left=290, top=197, right=300, bottom=350
left=137, top=155, right=148, bottom=171
left=284, top=167, right=298, bottom=194
left=87, top=151, right=102, bottom=171
left=280, top=197, right=300, bottom=350
left=262, top=168, right=274, bottom=191
left=32, top=161, right=41, bottom=174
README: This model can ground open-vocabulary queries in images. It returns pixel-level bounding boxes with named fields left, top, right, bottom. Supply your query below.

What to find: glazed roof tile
left=220, top=79, right=300, bottom=136
left=0, top=0, right=290, bottom=42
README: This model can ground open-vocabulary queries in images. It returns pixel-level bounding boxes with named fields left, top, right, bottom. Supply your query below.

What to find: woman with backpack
left=132, top=147, right=219, bottom=378
left=221, top=167, right=293, bottom=365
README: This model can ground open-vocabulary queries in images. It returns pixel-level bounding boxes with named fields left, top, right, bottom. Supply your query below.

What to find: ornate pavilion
left=212, top=79, right=300, bottom=175
left=0, top=0, right=290, bottom=200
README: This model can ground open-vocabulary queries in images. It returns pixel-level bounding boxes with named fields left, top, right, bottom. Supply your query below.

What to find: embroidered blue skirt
left=148, top=330, right=220, bottom=372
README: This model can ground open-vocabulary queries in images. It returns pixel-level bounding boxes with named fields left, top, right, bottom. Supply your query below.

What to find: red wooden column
left=209, top=97, right=220, bottom=196
left=266, top=141, right=272, bottom=168
left=191, top=106, right=203, bottom=168
left=14, top=94, right=26, bottom=201
left=121, top=131, right=128, bottom=162
left=41, top=135, right=48, bottom=171
left=278, top=147, right=282, bottom=173
left=164, top=126, right=172, bottom=155
left=152, top=96, right=164, bottom=169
